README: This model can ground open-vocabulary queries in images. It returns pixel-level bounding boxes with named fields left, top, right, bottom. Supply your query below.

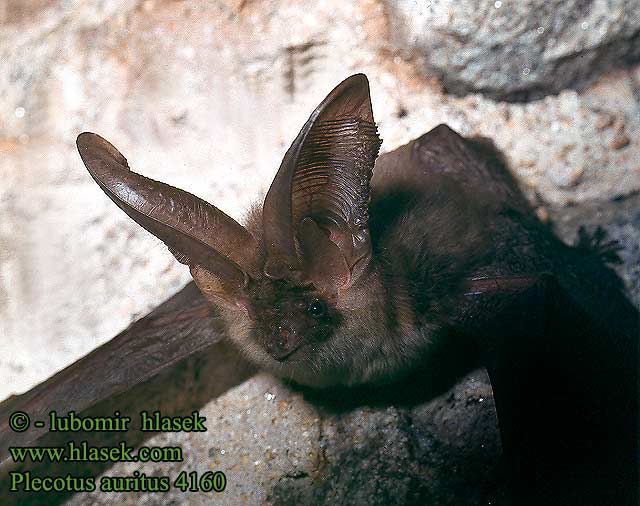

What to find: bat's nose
left=266, top=320, right=303, bottom=361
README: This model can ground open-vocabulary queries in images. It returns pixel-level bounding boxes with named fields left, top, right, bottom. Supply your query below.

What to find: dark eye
left=307, top=299, right=326, bottom=318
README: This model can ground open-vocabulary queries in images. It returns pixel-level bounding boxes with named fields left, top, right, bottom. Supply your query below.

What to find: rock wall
left=64, top=372, right=505, bottom=506
left=387, top=0, right=640, bottom=101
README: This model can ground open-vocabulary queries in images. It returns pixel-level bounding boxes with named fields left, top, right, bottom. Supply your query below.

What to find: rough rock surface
left=386, top=0, right=640, bottom=101
left=63, top=372, right=505, bottom=506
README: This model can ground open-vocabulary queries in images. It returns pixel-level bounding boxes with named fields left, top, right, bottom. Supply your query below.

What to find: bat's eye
left=307, top=299, right=326, bottom=318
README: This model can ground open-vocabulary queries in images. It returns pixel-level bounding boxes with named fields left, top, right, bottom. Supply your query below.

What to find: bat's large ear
left=262, top=74, right=382, bottom=293
left=76, top=132, right=259, bottom=309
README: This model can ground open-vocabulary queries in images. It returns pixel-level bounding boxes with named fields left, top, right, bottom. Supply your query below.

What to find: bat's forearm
left=0, top=282, right=255, bottom=490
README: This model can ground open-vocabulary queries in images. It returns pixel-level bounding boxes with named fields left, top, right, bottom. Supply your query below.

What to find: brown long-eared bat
left=2, top=74, right=638, bottom=504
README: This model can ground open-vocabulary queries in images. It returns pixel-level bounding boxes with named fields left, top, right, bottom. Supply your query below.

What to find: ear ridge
left=292, top=116, right=380, bottom=263
left=263, top=74, right=382, bottom=287
left=77, top=132, right=257, bottom=292
left=298, top=217, right=350, bottom=293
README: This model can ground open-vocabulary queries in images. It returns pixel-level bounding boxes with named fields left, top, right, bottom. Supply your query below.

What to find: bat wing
left=462, top=273, right=638, bottom=505
left=373, top=124, right=530, bottom=214
left=0, top=282, right=254, bottom=502
left=377, top=125, right=639, bottom=504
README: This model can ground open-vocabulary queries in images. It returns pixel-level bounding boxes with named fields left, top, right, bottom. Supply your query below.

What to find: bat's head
left=77, top=74, right=391, bottom=387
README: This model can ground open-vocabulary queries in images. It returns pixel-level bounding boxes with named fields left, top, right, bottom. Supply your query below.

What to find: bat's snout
left=265, top=320, right=303, bottom=361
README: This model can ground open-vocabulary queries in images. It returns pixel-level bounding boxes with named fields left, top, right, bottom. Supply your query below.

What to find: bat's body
left=375, top=130, right=639, bottom=505
left=232, top=143, right=495, bottom=388
left=4, top=74, right=635, bottom=504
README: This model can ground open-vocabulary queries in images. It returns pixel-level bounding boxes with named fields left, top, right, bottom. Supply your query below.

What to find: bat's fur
left=202, top=177, right=494, bottom=388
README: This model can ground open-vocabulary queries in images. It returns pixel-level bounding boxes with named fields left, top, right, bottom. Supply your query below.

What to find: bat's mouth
left=265, top=326, right=303, bottom=361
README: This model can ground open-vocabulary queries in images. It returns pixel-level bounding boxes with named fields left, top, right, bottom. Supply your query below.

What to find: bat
left=2, top=74, right=637, bottom=505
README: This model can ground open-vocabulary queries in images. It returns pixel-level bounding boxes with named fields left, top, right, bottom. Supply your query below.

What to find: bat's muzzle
left=265, top=322, right=303, bottom=361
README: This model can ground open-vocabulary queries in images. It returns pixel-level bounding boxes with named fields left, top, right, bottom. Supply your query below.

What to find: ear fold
left=262, top=73, right=382, bottom=292
left=298, top=218, right=350, bottom=292
left=76, top=132, right=258, bottom=308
